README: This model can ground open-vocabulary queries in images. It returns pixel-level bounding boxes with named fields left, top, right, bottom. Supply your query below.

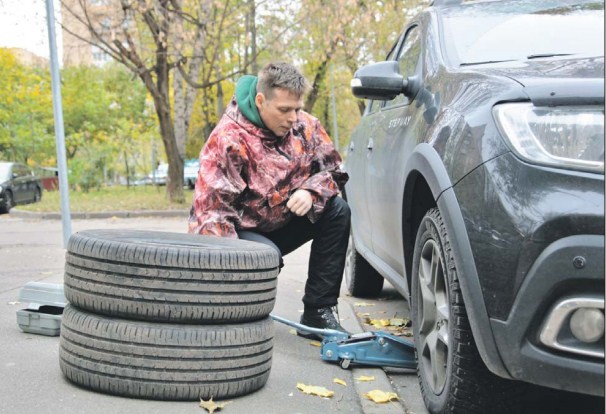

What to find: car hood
left=484, top=56, right=604, bottom=105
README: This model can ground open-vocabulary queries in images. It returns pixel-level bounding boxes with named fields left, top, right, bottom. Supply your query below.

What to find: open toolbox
left=16, top=282, right=67, bottom=336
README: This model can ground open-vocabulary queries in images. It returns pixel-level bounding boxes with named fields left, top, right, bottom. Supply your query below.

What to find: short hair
left=257, top=62, right=310, bottom=100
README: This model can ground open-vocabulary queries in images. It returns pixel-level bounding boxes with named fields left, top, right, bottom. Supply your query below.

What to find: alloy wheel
left=417, top=238, right=450, bottom=394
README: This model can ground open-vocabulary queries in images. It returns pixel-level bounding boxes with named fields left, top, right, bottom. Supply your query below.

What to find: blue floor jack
left=270, top=314, right=417, bottom=370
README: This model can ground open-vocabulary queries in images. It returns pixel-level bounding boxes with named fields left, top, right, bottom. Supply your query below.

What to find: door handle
left=367, top=138, right=374, bottom=150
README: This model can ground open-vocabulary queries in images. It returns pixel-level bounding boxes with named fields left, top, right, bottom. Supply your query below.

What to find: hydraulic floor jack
left=270, top=314, right=417, bottom=369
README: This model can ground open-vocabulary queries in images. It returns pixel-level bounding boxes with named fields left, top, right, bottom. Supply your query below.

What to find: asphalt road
left=1, top=212, right=603, bottom=414
left=0, top=213, right=413, bottom=414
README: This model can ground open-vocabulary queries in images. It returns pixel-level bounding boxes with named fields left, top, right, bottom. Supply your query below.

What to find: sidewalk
left=0, top=213, right=407, bottom=414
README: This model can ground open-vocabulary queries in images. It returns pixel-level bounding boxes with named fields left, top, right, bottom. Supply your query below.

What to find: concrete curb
left=339, top=299, right=407, bottom=414
left=9, top=209, right=189, bottom=220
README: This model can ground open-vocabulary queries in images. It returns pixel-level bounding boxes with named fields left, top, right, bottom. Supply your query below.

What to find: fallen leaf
left=389, top=318, right=410, bottom=327
left=199, top=397, right=231, bottom=413
left=363, top=389, right=399, bottom=403
left=354, top=302, right=375, bottom=307
left=333, top=378, right=347, bottom=386
left=355, top=375, right=375, bottom=382
left=309, top=341, right=322, bottom=347
left=297, top=383, right=334, bottom=398
left=8, top=301, right=20, bottom=305
left=357, top=312, right=371, bottom=317
left=369, top=319, right=391, bottom=328
left=289, top=329, right=297, bottom=335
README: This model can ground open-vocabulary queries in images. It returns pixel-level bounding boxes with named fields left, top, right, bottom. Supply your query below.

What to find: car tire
left=411, top=208, right=517, bottom=414
left=64, top=229, right=280, bottom=323
left=345, top=235, right=384, bottom=297
left=33, top=187, right=42, bottom=203
left=59, top=305, right=274, bottom=401
left=0, top=190, right=13, bottom=213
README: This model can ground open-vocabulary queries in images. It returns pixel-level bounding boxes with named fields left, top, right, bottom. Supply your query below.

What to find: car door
left=366, top=25, right=423, bottom=273
left=23, top=165, right=37, bottom=201
left=346, top=36, right=404, bottom=253
left=11, top=164, right=25, bottom=203
left=15, top=164, right=33, bottom=203
left=346, top=100, right=382, bottom=251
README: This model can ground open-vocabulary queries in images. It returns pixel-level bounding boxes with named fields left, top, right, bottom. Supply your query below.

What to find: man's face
left=255, top=88, right=303, bottom=137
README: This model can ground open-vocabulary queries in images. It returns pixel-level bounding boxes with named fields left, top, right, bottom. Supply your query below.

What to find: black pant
left=238, top=196, right=350, bottom=308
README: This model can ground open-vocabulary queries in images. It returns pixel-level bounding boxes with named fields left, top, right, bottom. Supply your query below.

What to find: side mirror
left=351, top=61, right=419, bottom=101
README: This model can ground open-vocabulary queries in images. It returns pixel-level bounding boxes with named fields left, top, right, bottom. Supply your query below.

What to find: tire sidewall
left=345, top=234, right=384, bottom=297
left=5, top=190, right=13, bottom=212
left=345, top=235, right=357, bottom=294
left=411, top=210, right=454, bottom=413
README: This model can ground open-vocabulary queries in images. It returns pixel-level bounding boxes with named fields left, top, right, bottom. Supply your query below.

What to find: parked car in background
left=0, top=162, right=43, bottom=213
left=184, top=158, right=199, bottom=189
left=345, top=0, right=604, bottom=412
left=148, top=162, right=168, bottom=185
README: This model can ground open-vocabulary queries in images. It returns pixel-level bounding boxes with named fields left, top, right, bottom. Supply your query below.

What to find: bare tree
left=59, top=0, right=267, bottom=202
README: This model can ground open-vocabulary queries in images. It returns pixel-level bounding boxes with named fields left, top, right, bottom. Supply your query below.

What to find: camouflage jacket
left=188, top=98, right=348, bottom=238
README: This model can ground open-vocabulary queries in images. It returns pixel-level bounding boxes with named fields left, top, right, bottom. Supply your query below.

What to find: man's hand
left=286, top=189, right=313, bottom=216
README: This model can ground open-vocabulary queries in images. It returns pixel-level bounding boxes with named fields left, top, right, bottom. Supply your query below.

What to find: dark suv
left=344, top=0, right=604, bottom=412
left=0, top=162, right=43, bottom=213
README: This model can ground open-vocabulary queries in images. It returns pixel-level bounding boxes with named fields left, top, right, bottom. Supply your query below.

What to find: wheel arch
left=402, top=143, right=510, bottom=378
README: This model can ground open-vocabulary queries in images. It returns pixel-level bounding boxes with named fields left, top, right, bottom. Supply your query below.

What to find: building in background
left=7, top=47, right=49, bottom=68
left=61, top=0, right=124, bottom=66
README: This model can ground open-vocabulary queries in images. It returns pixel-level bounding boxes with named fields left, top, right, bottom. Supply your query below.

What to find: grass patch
left=17, top=185, right=193, bottom=213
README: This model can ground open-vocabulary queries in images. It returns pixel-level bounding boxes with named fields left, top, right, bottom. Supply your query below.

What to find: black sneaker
left=296, top=306, right=347, bottom=340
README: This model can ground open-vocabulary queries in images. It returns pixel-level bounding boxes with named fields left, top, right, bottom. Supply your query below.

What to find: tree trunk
left=154, top=97, right=184, bottom=202
left=304, top=54, right=331, bottom=114
left=154, top=6, right=184, bottom=204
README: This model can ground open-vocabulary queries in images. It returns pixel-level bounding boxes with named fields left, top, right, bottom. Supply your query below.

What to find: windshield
left=440, top=0, right=604, bottom=66
left=0, top=163, right=11, bottom=181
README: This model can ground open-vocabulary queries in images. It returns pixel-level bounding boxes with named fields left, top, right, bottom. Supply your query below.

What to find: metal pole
left=45, top=0, right=72, bottom=248
left=330, top=66, right=340, bottom=153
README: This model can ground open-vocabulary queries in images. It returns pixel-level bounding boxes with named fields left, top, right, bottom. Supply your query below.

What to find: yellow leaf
left=199, top=397, right=232, bottom=413
left=297, top=383, right=334, bottom=398
left=389, top=318, right=410, bottom=327
left=309, top=341, right=322, bottom=347
left=363, top=389, right=400, bottom=403
left=354, top=302, right=375, bottom=307
left=333, top=378, right=347, bottom=386
left=355, top=376, right=375, bottom=382
left=289, top=329, right=297, bottom=335
left=369, top=319, right=390, bottom=328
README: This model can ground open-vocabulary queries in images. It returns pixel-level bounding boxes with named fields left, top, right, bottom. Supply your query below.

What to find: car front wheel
left=411, top=208, right=516, bottom=414
left=0, top=190, right=14, bottom=213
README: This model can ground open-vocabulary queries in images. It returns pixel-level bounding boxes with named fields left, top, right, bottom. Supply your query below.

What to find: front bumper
left=490, top=234, right=604, bottom=396
left=452, top=152, right=604, bottom=394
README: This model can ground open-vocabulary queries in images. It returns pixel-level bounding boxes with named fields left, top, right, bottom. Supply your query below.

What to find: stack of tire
left=59, top=229, right=280, bottom=401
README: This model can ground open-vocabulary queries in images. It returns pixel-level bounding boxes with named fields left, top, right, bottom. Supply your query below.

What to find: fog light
left=570, top=308, right=605, bottom=343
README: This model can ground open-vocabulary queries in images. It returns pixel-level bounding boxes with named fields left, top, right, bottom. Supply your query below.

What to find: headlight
left=493, top=103, right=604, bottom=173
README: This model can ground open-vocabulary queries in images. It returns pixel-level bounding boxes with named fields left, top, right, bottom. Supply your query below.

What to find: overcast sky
left=0, top=0, right=62, bottom=58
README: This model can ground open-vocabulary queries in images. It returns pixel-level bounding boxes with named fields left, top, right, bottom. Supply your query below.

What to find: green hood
left=235, top=75, right=266, bottom=129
